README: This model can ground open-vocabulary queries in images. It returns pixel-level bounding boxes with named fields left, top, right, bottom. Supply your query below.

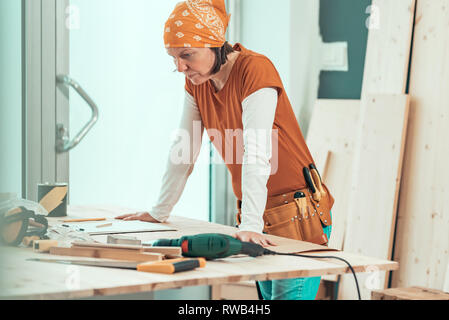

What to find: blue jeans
left=257, top=212, right=333, bottom=300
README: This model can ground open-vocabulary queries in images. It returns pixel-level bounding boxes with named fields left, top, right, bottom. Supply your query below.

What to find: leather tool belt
left=236, top=166, right=334, bottom=246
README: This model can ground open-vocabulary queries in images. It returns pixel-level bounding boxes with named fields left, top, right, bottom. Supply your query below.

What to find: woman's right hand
left=115, top=212, right=161, bottom=223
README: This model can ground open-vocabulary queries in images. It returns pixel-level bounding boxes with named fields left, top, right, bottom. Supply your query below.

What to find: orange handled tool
left=137, top=257, right=206, bottom=274
left=28, top=257, right=206, bottom=274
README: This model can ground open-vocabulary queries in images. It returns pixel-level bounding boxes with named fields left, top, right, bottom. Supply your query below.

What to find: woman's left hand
left=233, top=231, right=277, bottom=247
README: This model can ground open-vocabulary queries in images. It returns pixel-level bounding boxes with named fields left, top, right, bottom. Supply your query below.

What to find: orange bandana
left=164, top=0, right=231, bottom=48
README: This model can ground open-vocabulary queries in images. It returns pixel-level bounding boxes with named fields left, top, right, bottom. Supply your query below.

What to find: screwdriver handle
left=137, top=258, right=206, bottom=274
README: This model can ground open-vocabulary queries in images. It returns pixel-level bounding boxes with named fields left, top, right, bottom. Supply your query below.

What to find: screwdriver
left=137, top=257, right=206, bottom=274
left=27, top=257, right=206, bottom=274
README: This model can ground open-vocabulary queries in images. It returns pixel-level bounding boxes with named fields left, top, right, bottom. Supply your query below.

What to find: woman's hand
left=115, top=212, right=161, bottom=223
left=233, top=231, right=277, bottom=247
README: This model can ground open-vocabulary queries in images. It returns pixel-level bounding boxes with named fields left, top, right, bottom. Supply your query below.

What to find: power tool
left=151, top=233, right=362, bottom=300
left=151, top=233, right=268, bottom=260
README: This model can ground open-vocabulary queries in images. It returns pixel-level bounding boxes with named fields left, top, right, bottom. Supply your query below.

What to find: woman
left=116, top=0, right=334, bottom=300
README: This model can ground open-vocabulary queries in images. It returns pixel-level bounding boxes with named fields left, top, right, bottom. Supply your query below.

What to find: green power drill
left=152, top=233, right=362, bottom=300
left=151, top=233, right=271, bottom=260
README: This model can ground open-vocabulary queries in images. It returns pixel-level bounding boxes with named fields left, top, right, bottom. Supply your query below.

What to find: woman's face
left=167, top=47, right=216, bottom=85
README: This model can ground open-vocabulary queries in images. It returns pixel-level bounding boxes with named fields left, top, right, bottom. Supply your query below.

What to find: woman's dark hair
left=209, top=41, right=235, bottom=75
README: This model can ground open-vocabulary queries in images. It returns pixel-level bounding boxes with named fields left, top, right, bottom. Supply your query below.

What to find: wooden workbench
left=0, top=206, right=398, bottom=299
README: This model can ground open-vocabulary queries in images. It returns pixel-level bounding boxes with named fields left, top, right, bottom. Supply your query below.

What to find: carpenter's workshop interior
left=1, top=0, right=449, bottom=306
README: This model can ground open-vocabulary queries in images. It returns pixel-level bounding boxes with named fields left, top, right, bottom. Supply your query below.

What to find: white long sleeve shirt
left=150, top=87, right=278, bottom=234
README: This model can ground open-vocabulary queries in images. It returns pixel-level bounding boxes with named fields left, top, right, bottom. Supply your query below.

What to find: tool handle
left=310, top=167, right=326, bottom=195
left=137, top=258, right=206, bottom=274
left=294, top=196, right=308, bottom=217
left=240, top=241, right=266, bottom=257
left=303, top=167, right=321, bottom=201
left=309, top=164, right=322, bottom=181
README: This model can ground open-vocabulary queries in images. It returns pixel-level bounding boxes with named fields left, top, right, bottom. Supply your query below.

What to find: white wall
left=0, top=0, right=22, bottom=197
left=68, top=0, right=210, bottom=223
left=240, top=0, right=291, bottom=94
left=240, top=0, right=322, bottom=136
left=67, top=0, right=210, bottom=300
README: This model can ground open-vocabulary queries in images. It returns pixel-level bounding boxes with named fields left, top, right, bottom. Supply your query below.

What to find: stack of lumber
left=308, top=0, right=449, bottom=299
left=391, top=0, right=449, bottom=290
left=308, top=0, right=414, bottom=296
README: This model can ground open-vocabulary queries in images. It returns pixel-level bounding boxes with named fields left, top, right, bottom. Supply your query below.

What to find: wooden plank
left=371, top=286, right=449, bottom=300
left=72, top=241, right=182, bottom=256
left=49, top=247, right=163, bottom=262
left=142, top=247, right=182, bottom=256
left=72, top=241, right=144, bottom=251
left=307, top=99, right=361, bottom=282
left=391, top=0, right=449, bottom=291
left=213, top=281, right=259, bottom=300
left=312, top=149, right=330, bottom=178
left=338, top=94, right=410, bottom=300
left=361, top=0, right=416, bottom=97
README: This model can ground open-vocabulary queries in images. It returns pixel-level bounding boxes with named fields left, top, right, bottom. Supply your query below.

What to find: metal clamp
left=56, top=75, right=99, bottom=153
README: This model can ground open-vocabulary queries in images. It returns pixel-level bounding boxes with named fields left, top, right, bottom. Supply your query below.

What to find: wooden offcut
left=38, top=186, right=68, bottom=214
left=71, top=242, right=182, bottom=255
left=72, top=241, right=144, bottom=251
left=49, top=246, right=163, bottom=262
left=371, top=287, right=449, bottom=300
left=211, top=281, right=259, bottom=300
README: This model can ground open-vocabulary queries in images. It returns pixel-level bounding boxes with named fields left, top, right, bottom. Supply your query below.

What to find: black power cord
left=264, top=249, right=362, bottom=300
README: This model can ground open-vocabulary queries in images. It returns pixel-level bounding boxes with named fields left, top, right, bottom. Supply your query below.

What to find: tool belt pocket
left=263, top=189, right=332, bottom=246
left=263, top=212, right=301, bottom=240
left=310, top=183, right=334, bottom=228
